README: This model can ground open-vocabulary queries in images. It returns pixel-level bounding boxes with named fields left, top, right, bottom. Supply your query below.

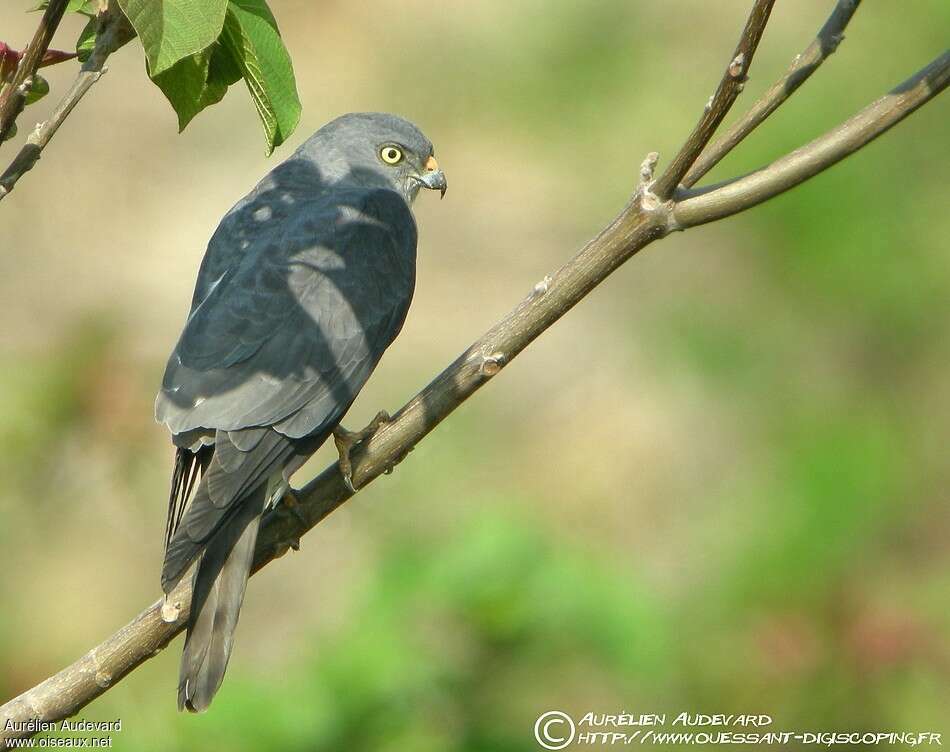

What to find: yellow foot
left=333, top=410, right=391, bottom=492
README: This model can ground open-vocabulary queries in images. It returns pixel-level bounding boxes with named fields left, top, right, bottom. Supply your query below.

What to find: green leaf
left=30, top=0, right=96, bottom=13
left=24, top=74, right=49, bottom=105
left=208, top=38, right=242, bottom=87
left=220, top=0, right=301, bottom=154
left=69, top=0, right=98, bottom=14
left=116, top=0, right=228, bottom=76
left=152, top=44, right=237, bottom=131
left=76, top=17, right=96, bottom=62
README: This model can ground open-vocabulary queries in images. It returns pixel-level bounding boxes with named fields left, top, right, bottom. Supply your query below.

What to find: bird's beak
left=417, top=155, right=447, bottom=198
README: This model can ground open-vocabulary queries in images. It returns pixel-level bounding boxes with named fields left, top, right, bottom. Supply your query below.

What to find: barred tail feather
left=165, top=446, right=212, bottom=551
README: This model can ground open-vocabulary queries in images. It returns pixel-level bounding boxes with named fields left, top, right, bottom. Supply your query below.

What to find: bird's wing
left=155, top=186, right=417, bottom=442
left=188, top=158, right=327, bottom=309
left=159, top=186, right=417, bottom=592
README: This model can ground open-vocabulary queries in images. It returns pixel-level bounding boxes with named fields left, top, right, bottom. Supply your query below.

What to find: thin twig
left=683, top=0, right=863, bottom=188
left=673, top=51, right=950, bottom=227
left=2, top=47, right=947, bottom=745
left=0, top=0, right=70, bottom=143
left=0, top=3, right=134, bottom=201
left=651, top=0, right=776, bottom=200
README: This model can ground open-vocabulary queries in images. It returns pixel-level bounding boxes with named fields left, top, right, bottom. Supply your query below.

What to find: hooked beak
left=415, top=154, right=447, bottom=198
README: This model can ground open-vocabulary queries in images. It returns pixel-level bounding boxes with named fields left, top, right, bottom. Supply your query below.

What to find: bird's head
left=300, top=112, right=446, bottom=203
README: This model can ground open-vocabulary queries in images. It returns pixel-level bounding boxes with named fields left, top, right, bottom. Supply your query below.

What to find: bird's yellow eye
left=379, top=145, right=404, bottom=165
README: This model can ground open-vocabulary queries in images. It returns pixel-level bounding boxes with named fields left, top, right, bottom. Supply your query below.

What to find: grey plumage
left=177, top=482, right=265, bottom=712
left=155, top=112, right=445, bottom=712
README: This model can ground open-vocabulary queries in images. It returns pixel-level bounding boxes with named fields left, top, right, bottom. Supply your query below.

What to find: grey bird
left=155, top=112, right=446, bottom=712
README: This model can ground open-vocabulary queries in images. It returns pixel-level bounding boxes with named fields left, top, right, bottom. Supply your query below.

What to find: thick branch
left=1, top=35, right=947, bottom=752
left=0, top=3, right=133, bottom=201
left=651, top=0, right=776, bottom=199
left=0, top=0, right=70, bottom=143
left=673, top=51, right=950, bottom=228
left=683, top=0, right=863, bottom=188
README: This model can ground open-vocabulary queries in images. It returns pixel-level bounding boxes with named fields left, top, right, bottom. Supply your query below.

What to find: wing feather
left=155, top=186, right=416, bottom=441
left=160, top=182, right=416, bottom=593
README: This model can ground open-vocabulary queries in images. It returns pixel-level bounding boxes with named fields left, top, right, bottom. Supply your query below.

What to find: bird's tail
left=177, top=484, right=267, bottom=712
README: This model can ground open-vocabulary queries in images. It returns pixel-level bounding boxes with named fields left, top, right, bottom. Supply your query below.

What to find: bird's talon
left=273, top=541, right=291, bottom=559
left=385, top=445, right=415, bottom=476
left=272, top=510, right=303, bottom=556
left=333, top=410, right=391, bottom=493
left=278, top=489, right=308, bottom=527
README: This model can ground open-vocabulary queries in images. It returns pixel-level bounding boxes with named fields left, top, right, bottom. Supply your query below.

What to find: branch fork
left=633, top=150, right=674, bottom=226
left=0, top=0, right=133, bottom=201
left=0, top=0, right=71, bottom=143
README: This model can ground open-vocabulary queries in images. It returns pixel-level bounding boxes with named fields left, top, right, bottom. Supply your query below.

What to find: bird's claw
left=333, top=410, right=391, bottom=492
left=278, top=488, right=308, bottom=526
left=383, top=444, right=414, bottom=475
left=273, top=488, right=307, bottom=557
left=272, top=536, right=301, bottom=559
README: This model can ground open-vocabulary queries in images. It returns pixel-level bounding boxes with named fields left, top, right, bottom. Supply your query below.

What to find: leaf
left=76, top=18, right=96, bottom=62
left=40, top=49, right=79, bottom=67
left=1, top=42, right=76, bottom=80
left=24, top=74, right=49, bottom=105
left=30, top=0, right=97, bottom=13
left=208, top=37, right=242, bottom=87
left=152, top=44, right=237, bottom=131
left=116, top=0, right=228, bottom=76
left=220, top=0, right=301, bottom=154
left=0, top=42, right=20, bottom=80
left=68, top=0, right=98, bottom=14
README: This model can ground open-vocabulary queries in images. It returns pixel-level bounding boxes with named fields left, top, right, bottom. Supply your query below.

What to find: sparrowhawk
left=155, top=112, right=446, bottom=712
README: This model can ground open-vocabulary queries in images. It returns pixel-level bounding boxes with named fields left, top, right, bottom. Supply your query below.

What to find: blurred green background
left=1, top=2, right=948, bottom=749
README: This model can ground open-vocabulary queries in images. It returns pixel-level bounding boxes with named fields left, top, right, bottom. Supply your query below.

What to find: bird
left=154, top=112, right=446, bottom=712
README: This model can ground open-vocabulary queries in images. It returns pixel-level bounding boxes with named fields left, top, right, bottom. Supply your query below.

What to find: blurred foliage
left=1, top=0, right=948, bottom=749
left=27, top=510, right=950, bottom=750
left=0, top=319, right=115, bottom=494
left=156, top=515, right=670, bottom=752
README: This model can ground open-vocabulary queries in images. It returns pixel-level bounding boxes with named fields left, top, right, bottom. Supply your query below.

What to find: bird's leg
left=278, top=488, right=308, bottom=528
left=333, top=410, right=391, bottom=492
left=383, top=444, right=415, bottom=475
left=273, top=488, right=306, bottom=556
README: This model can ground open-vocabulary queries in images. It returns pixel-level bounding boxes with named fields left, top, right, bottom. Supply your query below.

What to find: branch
left=673, top=51, right=950, bottom=228
left=2, top=31, right=947, bottom=752
left=651, top=0, right=776, bottom=199
left=683, top=0, right=863, bottom=188
left=0, top=2, right=133, bottom=201
left=0, top=0, right=69, bottom=142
